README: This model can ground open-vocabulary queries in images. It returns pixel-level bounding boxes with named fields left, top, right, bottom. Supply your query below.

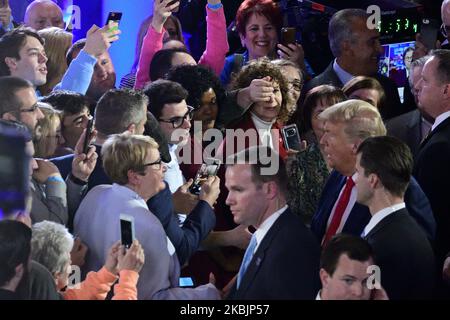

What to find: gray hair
left=329, top=9, right=369, bottom=58
left=408, top=55, right=430, bottom=87
left=31, top=221, right=74, bottom=275
left=94, top=89, right=148, bottom=139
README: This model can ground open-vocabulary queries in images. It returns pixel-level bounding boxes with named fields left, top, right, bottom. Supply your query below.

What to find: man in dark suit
left=355, top=136, right=435, bottom=299
left=311, top=100, right=436, bottom=246
left=225, top=146, right=320, bottom=300
left=413, top=50, right=450, bottom=271
left=386, top=56, right=434, bottom=158
left=303, top=9, right=402, bottom=120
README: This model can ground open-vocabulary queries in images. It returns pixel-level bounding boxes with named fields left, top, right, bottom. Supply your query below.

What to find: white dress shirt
left=333, top=59, right=354, bottom=86
left=362, top=202, right=406, bottom=237
left=431, top=111, right=450, bottom=132
left=251, top=112, right=276, bottom=149
left=164, top=144, right=185, bottom=193
left=253, top=205, right=288, bottom=253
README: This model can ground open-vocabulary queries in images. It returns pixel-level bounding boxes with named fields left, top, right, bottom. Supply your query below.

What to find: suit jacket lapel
left=365, top=208, right=405, bottom=239
left=419, top=116, right=450, bottom=150
left=236, top=209, right=289, bottom=296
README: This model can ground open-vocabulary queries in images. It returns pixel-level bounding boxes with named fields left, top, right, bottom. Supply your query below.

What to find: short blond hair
left=102, top=133, right=159, bottom=185
left=319, top=99, right=386, bottom=142
left=34, top=102, right=62, bottom=158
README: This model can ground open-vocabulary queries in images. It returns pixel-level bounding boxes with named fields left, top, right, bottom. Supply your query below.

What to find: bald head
left=24, top=0, right=64, bottom=31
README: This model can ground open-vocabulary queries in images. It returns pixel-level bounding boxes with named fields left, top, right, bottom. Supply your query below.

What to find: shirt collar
left=111, top=183, right=147, bottom=204
left=363, top=202, right=405, bottom=237
left=333, top=59, right=354, bottom=86
left=316, top=290, right=322, bottom=300
left=431, top=111, right=450, bottom=132
left=253, top=205, right=288, bottom=252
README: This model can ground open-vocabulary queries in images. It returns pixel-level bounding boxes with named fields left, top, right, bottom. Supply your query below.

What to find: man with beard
left=0, top=76, right=44, bottom=139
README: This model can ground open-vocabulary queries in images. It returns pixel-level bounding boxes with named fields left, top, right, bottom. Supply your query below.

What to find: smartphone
left=179, top=277, right=194, bottom=287
left=189, top=159, right=221, bottom=195
left=280, top=27, right=296, bottom=47
left=420, top=18, right=440, bottom=50
left=120, top=214, right=135, bottom=249
left=281, top=124, right=301, bottom=151
left=105, top=12, right=122, bottom=26
left=82, top=118, right=94, bottom=155
left=166, top=0, right=180, bottom=13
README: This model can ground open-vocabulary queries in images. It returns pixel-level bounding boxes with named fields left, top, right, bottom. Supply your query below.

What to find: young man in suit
left=413, top=50, right=450, bottom=277
left=225, top=146, right=320, bottom=299
left=355, top=136, right=435, bottom=299
left=311, top=99, right=436, bottom=246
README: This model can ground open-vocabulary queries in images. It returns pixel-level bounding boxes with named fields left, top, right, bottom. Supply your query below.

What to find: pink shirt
left=134, top=5, right=228, bottom=89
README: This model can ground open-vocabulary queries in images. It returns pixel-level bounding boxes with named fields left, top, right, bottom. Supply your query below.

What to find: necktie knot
left=346, top=177, right=355, bottom=189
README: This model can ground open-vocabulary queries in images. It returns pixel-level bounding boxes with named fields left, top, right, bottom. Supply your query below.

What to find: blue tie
left=237, top=234, right=257, bottom=289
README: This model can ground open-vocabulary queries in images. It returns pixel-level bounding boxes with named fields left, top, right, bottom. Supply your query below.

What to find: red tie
left=322, top=177, right=355, bottom=246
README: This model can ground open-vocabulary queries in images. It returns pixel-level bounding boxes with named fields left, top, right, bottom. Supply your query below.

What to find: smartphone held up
left=189, top=159, right=221, bottom=195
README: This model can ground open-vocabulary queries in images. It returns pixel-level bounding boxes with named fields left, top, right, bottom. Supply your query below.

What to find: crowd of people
left=1, top=0, right=450, bottom=300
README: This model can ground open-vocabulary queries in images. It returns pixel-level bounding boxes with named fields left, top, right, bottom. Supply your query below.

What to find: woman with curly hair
left=221, top=57, right=291, bottom=160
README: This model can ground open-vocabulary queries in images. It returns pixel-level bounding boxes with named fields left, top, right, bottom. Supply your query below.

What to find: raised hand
left=199, top=176, right=220, bottom=208
left=117, top=240, right=145, bottom=273
left=84, top=23, right=121, bottom=58
left=173, top=179, right=199, bottom=214
left=152, top=0, right=178, bottom=33
left=277, top=43, right=306, bottom=71
left=71, top=128, right=98, bottom=182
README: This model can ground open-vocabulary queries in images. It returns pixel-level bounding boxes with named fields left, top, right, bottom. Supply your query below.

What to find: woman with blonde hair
left=34, top=102, right=65, bottom=159
left=37, top=27, right=73, bottom=96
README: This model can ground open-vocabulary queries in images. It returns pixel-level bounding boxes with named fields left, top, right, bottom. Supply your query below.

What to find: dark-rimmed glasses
left=20, top=102, right=39, bottom=113
left=143, top=158, right=163, bottom=170
left=158, top=106, right=194, bottom=128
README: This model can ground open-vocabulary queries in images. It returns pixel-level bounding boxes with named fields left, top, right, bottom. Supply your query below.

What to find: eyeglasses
left=441, top=23, right=450, bottom=38
left=20, top=103, right=39, bottom=113
left=288, top=79, right=303, bottom=92
left=143, top=158, right=163, bottom=170
left=159, top=106, right=194, bottom=128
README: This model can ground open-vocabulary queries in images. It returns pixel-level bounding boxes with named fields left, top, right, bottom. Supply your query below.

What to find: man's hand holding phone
left=173, top=179, right=199, bottom=214
left=84, top=23, right=121, bottom=58
left=199, top=176, right=220, bottom=208
left=152, top=0, right=178, bottom=33
left=71, top=127, right=98, bottom=182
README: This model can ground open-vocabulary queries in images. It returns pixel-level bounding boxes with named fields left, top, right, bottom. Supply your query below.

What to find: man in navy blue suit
left=311, top=99, right=436, bottom=246
left=226, top=146, right=320, bottom=300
